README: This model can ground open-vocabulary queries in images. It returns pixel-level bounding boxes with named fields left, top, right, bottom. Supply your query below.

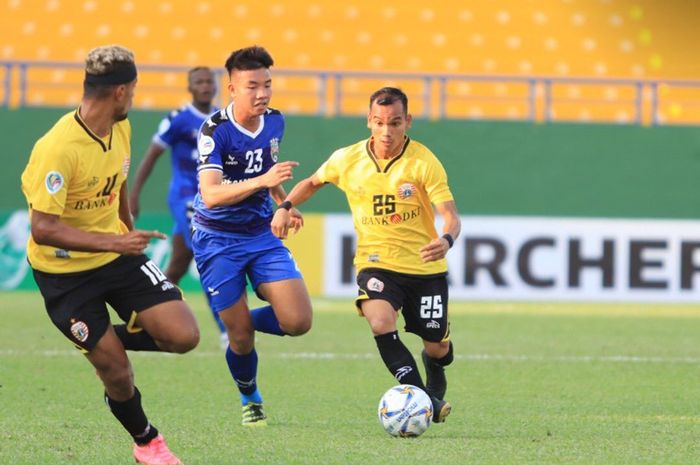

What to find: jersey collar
left=74, top=108, right=113, bottom=152
left=186, top=103, right=213, bottom=120
left=226, top=103, right=265, bottom=138
left=365, top=136, right=410, bottom=173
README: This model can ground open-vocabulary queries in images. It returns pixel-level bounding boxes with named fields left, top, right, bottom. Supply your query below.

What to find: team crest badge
left=45, top=171, right=64, bottom=194
left=397, top=183, right=417, bottom=200
left=70, top=320, right=89, bottom=342
left=270, top=138, right=280, bottom=162
left=367, top=277, right=385, bottom=293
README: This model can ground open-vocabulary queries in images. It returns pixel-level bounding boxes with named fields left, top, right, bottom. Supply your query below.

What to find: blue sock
left=225, top=346, right=262, bottom=404
left=250, top=305, right=285, bottom=336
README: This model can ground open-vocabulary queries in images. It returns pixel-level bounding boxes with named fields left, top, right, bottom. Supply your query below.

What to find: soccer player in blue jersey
left=191, top=46, right=313, bottom=425
left=129, top=67, right=228, bottom=346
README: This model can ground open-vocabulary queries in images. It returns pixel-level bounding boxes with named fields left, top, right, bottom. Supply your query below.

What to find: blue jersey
left=153, top=103, right=215, bottom=201
left=192, top=103, right=284, bottom=235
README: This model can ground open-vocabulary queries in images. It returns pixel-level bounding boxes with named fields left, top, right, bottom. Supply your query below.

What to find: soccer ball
left=377, top=384, right=433, bottom=437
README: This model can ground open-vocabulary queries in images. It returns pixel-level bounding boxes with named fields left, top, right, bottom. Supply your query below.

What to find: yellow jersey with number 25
left=315, top=136, right=454, bottom=275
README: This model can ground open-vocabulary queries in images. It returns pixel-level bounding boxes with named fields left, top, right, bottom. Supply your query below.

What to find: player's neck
left=78, top=101, right=115, bottom=138
left=192, top=101, right=212, bottom=115
left=232, top=108, right=261, bottom=133
left=371, top=137, right=405, bottom=160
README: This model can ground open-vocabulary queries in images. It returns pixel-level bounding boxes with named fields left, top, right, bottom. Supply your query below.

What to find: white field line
left=1, top=349, right=699, bottom=364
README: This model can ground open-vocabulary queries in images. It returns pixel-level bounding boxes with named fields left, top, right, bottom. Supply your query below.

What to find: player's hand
left=288, top=207, right=304, bottom=234
left=271, top=209, right=291, bottom=239
left=114, top=229, right=166, bottom=255
left=259, top=161, right=299, bottom=188
left=419, top=237, right=450, bottom=262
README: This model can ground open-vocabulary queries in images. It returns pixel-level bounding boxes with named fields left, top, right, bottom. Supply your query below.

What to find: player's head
left=224, top=46, right=274, bottom=118
left=83, top=45, right=137, bottom=122
left=367, top=87, right=412, bottom=157
left=187, top=67, right=216, bottom=107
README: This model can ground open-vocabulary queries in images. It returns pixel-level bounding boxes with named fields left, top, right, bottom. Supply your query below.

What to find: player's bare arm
left=271, top=174, right=325, bottom=239
left=419, top=200, right=461, bottom=262
left=30, top=209, right=165, bottom=256
left=199, top=160, right=298, bottom=208
left=118, top=183, right=134, bottom=231
left=270, top=184, right=304, bottom=233
left=129, top=143, right=166, bottom=218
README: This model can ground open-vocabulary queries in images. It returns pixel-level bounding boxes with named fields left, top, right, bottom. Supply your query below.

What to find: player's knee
left=281, top=316, right=312, bottom=336
left=98, top=363, right=134, bottom=393
left=367, top=317, right=395, bottom=336
left=165, top=326, right=200, bottom=354
left=227, top=328, right=254, bottom=353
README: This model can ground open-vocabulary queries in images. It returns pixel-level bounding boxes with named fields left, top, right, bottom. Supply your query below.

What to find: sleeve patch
left=198, top=135, right=215, bottom=156
left=45, top=171, right=64, bottom=194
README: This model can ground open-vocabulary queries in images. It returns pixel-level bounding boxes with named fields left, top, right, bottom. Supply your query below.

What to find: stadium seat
left=1, top=0, right=697, bottom=123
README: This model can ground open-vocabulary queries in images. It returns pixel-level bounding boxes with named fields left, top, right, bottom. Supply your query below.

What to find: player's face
left=189, top=69, right=216, bottom=106
left=114, top=79, right=137, bottom=122
left=367, top=100, right=412, bottom=157
left=228, top=68, right=272, bottom=119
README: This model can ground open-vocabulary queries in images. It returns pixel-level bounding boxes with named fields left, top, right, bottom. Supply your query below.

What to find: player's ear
left=367, top=112, right=372, bottom=129
left=113, top=84, right=126, bottom=101
left=406, top=113, right=413, bottom=129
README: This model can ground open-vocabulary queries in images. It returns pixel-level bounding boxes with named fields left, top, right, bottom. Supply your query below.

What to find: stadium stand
left=1, top=0, right=698, bottom=123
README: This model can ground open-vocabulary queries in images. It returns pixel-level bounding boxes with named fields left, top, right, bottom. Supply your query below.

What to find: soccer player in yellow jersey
left=272, top=87, right=461, bottom=423
left=20, top=45, right=199, bottom=465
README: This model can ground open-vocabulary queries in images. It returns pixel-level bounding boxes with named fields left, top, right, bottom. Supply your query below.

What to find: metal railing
left=1, top=61, right=699, bottom=125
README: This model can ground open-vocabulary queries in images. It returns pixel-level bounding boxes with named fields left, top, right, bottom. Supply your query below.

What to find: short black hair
left=187, top=66, right=213, bottom=86
left=225, top=46, right=274, bottom=74
left=369, top=87, right=408, bottom=114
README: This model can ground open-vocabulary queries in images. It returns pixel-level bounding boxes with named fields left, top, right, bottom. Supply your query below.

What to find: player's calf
left=422, top=341, right=453, bottom=400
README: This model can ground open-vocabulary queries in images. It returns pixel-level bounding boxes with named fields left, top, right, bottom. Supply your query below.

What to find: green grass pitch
left=1, top=291, right=699, bottom=464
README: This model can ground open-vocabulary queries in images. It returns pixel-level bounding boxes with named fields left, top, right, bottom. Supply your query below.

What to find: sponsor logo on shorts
left=368, top=254, right=380, bottom=262
left=207, top=287, right=219, bottom=296
left=367, top=277, right=384, bottom=293
left=426, top=320, right=441, bottom=329
left=45, top=171, right=64, bottom=194
left=70, top=320, right=89, bottom=342
left=161, top=281, right=175, bottom=291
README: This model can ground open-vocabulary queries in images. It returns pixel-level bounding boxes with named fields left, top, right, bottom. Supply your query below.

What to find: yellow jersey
left=21, top=110, right=131, bottom=273
left=316, top=137, right=454, bottom=275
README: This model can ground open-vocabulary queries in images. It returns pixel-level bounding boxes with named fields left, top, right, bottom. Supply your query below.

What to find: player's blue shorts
left=191, top=228, right=302, bottom=312
left=168, top=196, right=195, bottom=250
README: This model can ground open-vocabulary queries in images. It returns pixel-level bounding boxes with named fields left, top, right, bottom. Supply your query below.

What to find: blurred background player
left=191, top=46, right=313, bottom=425
left=129, top=67, right=227, bottom=347
left=20, top=44, right=199, bottom=465
left=272, top=86, right=460, bottom=424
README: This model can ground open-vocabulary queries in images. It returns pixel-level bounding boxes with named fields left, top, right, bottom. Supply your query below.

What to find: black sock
left=104, top=387, right=159, bottom=445
left=374, top=331, right=426, bottom=391
left=113, top=324, right=160, bottom=351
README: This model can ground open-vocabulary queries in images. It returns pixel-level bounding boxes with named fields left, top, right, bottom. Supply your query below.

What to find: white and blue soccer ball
left=377, top=384, right=433, bottom=437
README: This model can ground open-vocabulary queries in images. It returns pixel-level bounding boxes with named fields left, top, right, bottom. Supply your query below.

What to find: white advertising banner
left=323, top=214, right=700, bottom=302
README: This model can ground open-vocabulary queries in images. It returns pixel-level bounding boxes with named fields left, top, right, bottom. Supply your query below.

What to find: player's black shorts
left=356, top=268, right=450, bottom=342
left=32, top=255, right=182, bottom=351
